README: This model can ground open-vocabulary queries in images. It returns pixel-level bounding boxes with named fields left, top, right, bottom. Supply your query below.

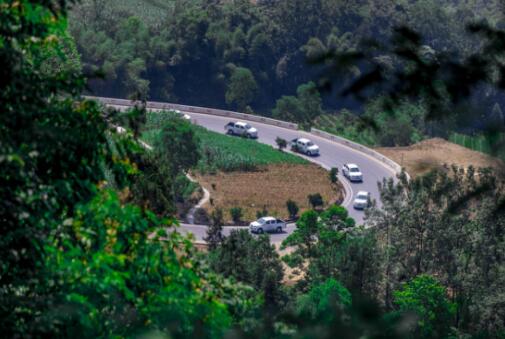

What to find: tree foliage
left=0, top=2, right=240, bottom=336
left=209, top=230, right=285, bottom=310
left=225, top=66, right=257, bottom=111
left=393, top=275, right=456, bottom=339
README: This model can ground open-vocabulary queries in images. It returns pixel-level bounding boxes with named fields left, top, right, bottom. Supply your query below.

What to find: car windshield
left=357, top=193, right=368, bottom=199
left=258, top=218, right=266, bottom=224
left=245, top=124, right=252, bottom=129
left=350, top=167, right=360, bottom=173
left=307, top=141, right=314, bottom=146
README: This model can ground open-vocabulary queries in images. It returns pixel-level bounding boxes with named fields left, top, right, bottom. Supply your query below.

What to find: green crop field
left=142, top=111, right=307, bottom=173
left=193, top=125, right=307, bottom=172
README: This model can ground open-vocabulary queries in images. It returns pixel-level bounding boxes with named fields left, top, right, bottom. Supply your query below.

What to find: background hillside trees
left=226, top=66, right=257, bottom=112
left=70, top=0, right=505, bottom=124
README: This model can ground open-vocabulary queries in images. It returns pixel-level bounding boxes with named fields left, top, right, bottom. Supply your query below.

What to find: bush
left=329, top=167, right=338, bottom=184
left=275, top=137, right=287, bottom=151
left=286, top=199, right=299, bottom=219
left=230, top=207, right=243, bottom=224
left=308, top=193, right=324, bottom=209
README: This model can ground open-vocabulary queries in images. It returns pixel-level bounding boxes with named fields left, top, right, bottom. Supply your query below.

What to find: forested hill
left=70, top=0, right=504, bottom=114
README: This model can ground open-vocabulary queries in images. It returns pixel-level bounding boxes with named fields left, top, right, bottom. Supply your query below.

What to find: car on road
left=290, top=137, right=320, bottom=156
left=249, top=216, right=286, bottom=234
left=172, top=109, right=191, bottom=120
left=353, top=191, right=371, bottom=209
left=225, top=121, right=258, bottom=138
left=342, top=163, right=363, bottom=182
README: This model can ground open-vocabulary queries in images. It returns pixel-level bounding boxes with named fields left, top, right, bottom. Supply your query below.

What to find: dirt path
left=185, top=174, right=210, bottom=224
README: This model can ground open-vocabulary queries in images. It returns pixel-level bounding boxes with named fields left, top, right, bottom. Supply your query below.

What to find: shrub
left=329, top=167, right=338, bottom=184
left=205, top=208, right=224, bottom=250
left=286, top=199, right=299, bottom=219
left=308, top=193, right=324, bottom=209
left=275, top=137, right=287, bottom=151
left=230, top=207, right=243, bottom=224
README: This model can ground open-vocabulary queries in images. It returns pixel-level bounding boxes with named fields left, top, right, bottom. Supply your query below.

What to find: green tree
left=282, top=205, right=380, bottom=298
left=272, top=95, right=303, bottom=124
left=210, top=230, right=285, bottom=309
left=321, top=205, right=355, bottom=229
left=272, top=82, right=323, bottom=126
left=157, top=117, right=200, bottom=175
left=0, top=2, right=116, bottom=334
left=296, top=279, right=352, bottom=323
left=205, top=208, right=225, bottom=250
left=230, top=206, right=243, bottom=224
left=46, top=190, right=232, bottom=337
left=0, top=1, right=236, bottom=337
left=225, top=66, right=257, bottom=111
left=308, top=193, right=324, bottom=209
left=286, top=199, right=299, bottom=219
left=393, top=275, right=456, bottom=338
left=296, top=81, right=323, bottom=123
left=329, top=167, right=338, bottom=184
left=275, top=136, right=287, bottom=151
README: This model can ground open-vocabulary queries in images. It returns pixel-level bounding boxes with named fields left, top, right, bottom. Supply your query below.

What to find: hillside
left=376, top=138, right=505, bottom=178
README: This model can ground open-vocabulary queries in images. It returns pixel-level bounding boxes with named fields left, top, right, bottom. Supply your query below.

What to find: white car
left=225, top=121, right=258, bottom=138
left=353, top=191, right=371, bottom=209
left=249, top=217, right=286, bottom=234
left=172, top=109, right=191, bottom=120
left=342, top=163, right=363, bottom=182
left=290, top=138, right=320, bottom=156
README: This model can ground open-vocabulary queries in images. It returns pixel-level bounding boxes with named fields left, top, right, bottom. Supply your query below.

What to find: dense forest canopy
left=3, top=0, right=505, bottom=337
left=70, top=0, right=504, bottom=113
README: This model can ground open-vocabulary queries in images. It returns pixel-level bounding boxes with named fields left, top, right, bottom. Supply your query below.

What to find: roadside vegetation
left=5, top=1, right=505, bottom=338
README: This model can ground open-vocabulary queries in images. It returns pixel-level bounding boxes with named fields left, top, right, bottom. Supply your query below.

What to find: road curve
left=104, top=102, right=396, bottom=243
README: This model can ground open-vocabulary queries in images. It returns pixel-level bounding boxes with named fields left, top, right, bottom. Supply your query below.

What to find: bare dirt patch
left=376, top=138, right=505, bottom=178
left=193, top=163, right=344, bottom=224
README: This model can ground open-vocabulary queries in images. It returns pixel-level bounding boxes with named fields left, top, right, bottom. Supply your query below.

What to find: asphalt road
left=108, top=103, right=396, bottom=243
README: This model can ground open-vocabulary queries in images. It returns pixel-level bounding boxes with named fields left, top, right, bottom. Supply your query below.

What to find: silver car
left=249, top=217, right=286, bottom=234
left=343, top=163, right=363, bottom=182
left=353, top=191, right=371, bottom=209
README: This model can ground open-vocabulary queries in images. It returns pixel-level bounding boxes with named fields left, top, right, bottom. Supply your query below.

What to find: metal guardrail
left=85, top=96, right=299, bottom=131
left=86, top=96, right=407, bottom=178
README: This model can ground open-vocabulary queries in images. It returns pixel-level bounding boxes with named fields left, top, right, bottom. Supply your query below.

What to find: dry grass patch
left=376, top=138, right=505, bottom=178
left=194, top=163, right=343, bottom=224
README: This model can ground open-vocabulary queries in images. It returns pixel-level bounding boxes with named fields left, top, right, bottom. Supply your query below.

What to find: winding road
left=101, top=99, right=397, bottom=243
